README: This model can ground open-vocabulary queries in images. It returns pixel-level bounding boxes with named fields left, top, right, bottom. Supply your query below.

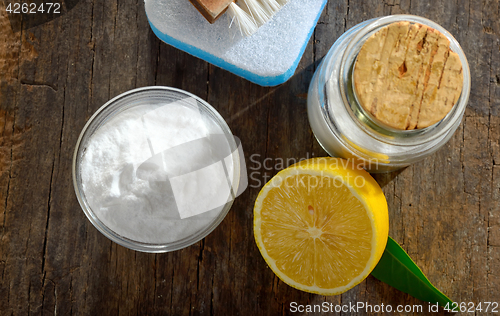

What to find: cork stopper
left=353, top=21, right=463, bottom=130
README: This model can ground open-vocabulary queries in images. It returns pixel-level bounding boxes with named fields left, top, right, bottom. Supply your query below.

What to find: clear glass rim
left=72, top=86, right=239, bottom=253
left=337, top=14, right=471, bottom=147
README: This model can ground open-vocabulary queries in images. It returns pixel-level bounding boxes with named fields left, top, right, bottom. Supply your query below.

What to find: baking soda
left=80, top=99, right=235, bottom=244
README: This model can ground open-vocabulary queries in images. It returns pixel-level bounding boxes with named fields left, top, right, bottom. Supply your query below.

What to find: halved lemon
left=253, top=157, right=388, bottom=295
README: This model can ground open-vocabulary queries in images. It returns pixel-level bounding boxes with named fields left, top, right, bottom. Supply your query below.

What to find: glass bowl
left=73, top=86, right=241, bottom=252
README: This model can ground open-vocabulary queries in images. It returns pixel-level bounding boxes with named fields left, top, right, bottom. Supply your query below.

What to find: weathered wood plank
left=0, top=0, right=499, bottom=314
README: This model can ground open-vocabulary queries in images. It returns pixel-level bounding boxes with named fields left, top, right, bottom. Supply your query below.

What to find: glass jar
left=73, top=87, right=243, bottom=252
left=307, top=15, right=470, bottom=172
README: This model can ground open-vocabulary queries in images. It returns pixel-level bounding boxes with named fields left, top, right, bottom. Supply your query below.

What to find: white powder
left=80, top=100, right=235, bottom=244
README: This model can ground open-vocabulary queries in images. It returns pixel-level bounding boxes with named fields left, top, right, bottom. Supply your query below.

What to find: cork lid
left=353, top=21, right=463, bottom=130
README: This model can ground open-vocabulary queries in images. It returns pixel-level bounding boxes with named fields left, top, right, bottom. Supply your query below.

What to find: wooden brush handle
left=188, top=0, right=235, bottom=23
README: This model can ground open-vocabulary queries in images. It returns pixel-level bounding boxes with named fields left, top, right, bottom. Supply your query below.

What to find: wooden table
left=1, top=0, right=499, bottom=314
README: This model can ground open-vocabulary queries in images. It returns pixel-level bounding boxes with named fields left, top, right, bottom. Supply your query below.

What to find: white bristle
left=227, top=2, right=258, bottom=37
left=227, top=0, right=290, bottom=37
left=258, top=0, right=281, bottom=14
left=276, top=0, right=289, bottom=6
left=239, top=0, right=271, bottom=25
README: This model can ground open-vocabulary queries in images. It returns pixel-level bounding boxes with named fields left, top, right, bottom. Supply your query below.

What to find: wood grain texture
left=0, top=0, right=499, bottom=315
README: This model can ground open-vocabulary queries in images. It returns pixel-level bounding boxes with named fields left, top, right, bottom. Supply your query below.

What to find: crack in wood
left=88, top=0, right=96, bottom=118
left=209, top=266, right=214, bottom=316
left=153, top=254, right=158, bottom=307
left=134, top=0, right=140, bottom=89
left=19, top=80, right=57, bottom=92
left=1, top=108, right=16, bottom=255
left=154, top=41, right=160, bottom=85
left=196, top=239, right=204, bottom=291
left=169, top=260, right=174, bottom=316
left=24, top=223, right=31, bottom=256
left=41, top=158, right=55, bottom=275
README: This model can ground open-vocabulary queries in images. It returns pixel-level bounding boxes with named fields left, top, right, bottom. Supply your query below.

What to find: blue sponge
left=145, top=0, right=327, bottom=86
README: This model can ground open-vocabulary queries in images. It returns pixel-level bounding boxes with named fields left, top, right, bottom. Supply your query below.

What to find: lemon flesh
left=254, top=158, right=389, bottom=295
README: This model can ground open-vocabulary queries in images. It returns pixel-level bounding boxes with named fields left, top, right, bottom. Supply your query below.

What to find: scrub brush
left=188, top=0, right=289, bottom=36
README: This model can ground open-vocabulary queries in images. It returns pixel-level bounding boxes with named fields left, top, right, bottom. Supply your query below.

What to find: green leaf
left=371, top=236, right=452, bottom=307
